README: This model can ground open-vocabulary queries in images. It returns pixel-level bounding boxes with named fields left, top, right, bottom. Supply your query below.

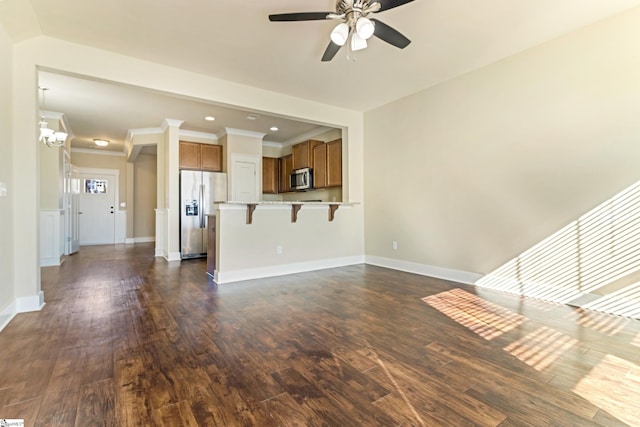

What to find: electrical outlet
left=276, top=245, right=283, bottom=255
left=392, top=241, right=398, bottom=251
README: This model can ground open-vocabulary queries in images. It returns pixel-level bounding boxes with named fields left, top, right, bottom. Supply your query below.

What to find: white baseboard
left=166, top=252, right=181, bottom=262
left=0, top=291, right=46, bottom=333
left=215, top=255, right=365, bottom=284
left=40, top=256, right=63, bottom=267
left=155, top=248, right=166, bottom=257
left=126, top=236, right=156, bottom=244
left=365, top=255, right=482, bottom=285
left=0, top=300, right=17, bottom=332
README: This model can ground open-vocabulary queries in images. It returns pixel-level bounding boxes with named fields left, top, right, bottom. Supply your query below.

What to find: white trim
left=161, top=118, right=184, bottom=130
left=71, top=147, right=126, bottom=157
left=281, top=126, right=332, bottom=147
left=219, top=127, right=267, bottom=139
left=166, top=252, right=181, bottom=262
left=262, top=141, right=281, bottom=148
left=18, top=292, right=45, bottom=313
left=0, top=300, right=17, bottom=333
left=115, top=210, right=127, bottom=244
left=125, top=236, right=156, bottom=244
left=0, top=293, right=46, bottom=332
left=365, top=255, right=483, bottom=285
left=127, top=128, right=163, bottom=138
left=40, top=209, right=64, bottom=267
left=215, top=255, right=364, bottom=284
left=179, top=129, right=218, bottom=141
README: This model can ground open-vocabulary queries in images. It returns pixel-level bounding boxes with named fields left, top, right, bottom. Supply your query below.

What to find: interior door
left=232, top=158, right=258, bottom=202
left=64, top=164, right=81, bottom=254
left=79, top=172, right=116, bottom=245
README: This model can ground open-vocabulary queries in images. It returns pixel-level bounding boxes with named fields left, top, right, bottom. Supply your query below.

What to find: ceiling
left=37, top=71, right=332, bottom=152
left=5, top=0, right=640, bottom=153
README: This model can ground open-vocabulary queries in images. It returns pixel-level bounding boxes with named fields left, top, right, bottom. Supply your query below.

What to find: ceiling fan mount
left=269, top=0, right=414, bottom=62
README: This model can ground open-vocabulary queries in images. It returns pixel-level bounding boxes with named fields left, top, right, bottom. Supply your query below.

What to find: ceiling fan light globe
left=330, top=23, right=349, bottom=46
left=356, top=17, right=374, bottom=40
left=40, top=127, right=54, bottom=138
left=54, top=132, right=68, bottom=142
left=351, top=32, right=368, bottom=51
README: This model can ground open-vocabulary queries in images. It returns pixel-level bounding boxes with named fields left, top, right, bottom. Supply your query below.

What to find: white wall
left=0, top=22, right=15, bottom=328
left=364, top=8, right=640, bottom=277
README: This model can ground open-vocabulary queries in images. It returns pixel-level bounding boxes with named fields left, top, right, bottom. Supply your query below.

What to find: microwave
left=291, top=167, right=313, bottom=191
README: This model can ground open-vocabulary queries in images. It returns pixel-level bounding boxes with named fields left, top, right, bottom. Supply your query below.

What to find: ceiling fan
left=269, top=0, right=414, bottom=61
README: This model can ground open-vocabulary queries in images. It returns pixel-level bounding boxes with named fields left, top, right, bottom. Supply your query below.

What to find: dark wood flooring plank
left=75, top=378, right=117, bottom=427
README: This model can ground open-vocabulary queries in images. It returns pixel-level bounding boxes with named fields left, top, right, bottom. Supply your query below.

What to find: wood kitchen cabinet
left=326, top=138, right=342, bottom=187
left=179, top=141, right=222, bottom=172
left=312, top=139, right=342, bottom=189
left=312, top=143, right=327, bottom=189
left=262, top=157, right=279, bottom=194
left=279, top=154, right=293, bottom=193
left=201, top=144, right=222, bottom=172
left=292, top=139, right=322, bottom=170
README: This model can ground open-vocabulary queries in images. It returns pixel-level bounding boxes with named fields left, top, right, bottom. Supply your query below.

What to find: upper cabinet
left=279, top=154, right=293, bottom=193
left=292, top=139, right=323, bottom=170
left=312, top=143, right=327, bottom=189
left=313, top=138, right=342, bottom=189
left=179, top=141, right=222, bottom=172
left=326, top=138, right=342, bottom=187
left=201, top=144, right=223, bottom=172
left=262, top=157, right=279, bottom=194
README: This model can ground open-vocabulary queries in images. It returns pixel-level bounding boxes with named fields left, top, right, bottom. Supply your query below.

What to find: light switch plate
left=0, top=182, right=7, bottom=197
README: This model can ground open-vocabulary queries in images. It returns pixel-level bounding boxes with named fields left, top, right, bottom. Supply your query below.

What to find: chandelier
left=38, top=87, right=67, bottom=147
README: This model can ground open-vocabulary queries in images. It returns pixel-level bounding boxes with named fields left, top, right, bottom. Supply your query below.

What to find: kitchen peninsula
left=210, top=201, right=362, bottom=284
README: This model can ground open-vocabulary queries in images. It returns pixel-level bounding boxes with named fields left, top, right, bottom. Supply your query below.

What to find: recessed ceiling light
left=205, top=116, right=215, bottom=121
left=94, top=139, right=109, bottom=147
left=246, top=114, right=261, bottom=120
left=270, top=126, right=279, bottom=132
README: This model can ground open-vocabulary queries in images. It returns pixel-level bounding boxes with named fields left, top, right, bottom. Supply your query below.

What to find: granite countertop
left=221, top=201, right=346, bottom=205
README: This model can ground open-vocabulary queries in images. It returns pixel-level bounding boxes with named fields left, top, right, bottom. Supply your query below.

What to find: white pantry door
left=79, top=172, right=117, bottom=245
left=232, top=156, right=259, bottom=202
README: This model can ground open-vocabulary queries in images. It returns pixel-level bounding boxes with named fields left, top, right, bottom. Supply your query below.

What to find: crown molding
left=160, top=118, right=184, bottom=130
left=262, top=141, right=282, bottom=148
left=71, top=147, right=126, bottom=157
left=280, top=126, right=333, bottom=147
left=218, top=127, right=266, bottom=139
left=179, top=129, right=218, bottom=141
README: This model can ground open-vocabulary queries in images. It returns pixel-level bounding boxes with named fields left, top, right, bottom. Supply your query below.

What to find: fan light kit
left=38, top=87, right=68, bottom=147
left=269, top=0, right=413, bottom=61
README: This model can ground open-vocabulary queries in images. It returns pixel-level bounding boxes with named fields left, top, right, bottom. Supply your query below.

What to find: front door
left=79, top=172, right=116, bottom=245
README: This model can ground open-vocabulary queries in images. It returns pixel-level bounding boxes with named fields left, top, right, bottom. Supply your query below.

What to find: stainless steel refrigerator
left=180, top=170, right=227, bottom=259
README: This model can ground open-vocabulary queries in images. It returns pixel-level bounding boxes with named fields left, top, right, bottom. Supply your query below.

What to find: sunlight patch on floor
left=422, top=288, right=525, bottom=340
left=572, top=354, right=640, bottom=426
left=502, top=326, right=577, bottom=372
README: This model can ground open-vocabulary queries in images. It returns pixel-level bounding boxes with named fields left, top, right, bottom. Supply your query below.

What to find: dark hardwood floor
left=1, top=243, right=639, bottom=426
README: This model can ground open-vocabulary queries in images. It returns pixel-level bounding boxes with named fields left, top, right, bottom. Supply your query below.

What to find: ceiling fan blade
left=371, top=19, right=411, bottom=49
left=373, top=0, right=415, bottom=12
left=321, top=41, right=342, bottom=62
left=269, top=12, right=332, bottom=22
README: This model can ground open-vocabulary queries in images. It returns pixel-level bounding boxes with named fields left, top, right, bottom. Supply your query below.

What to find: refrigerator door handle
left=199, top=184, right=205, bottom=229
